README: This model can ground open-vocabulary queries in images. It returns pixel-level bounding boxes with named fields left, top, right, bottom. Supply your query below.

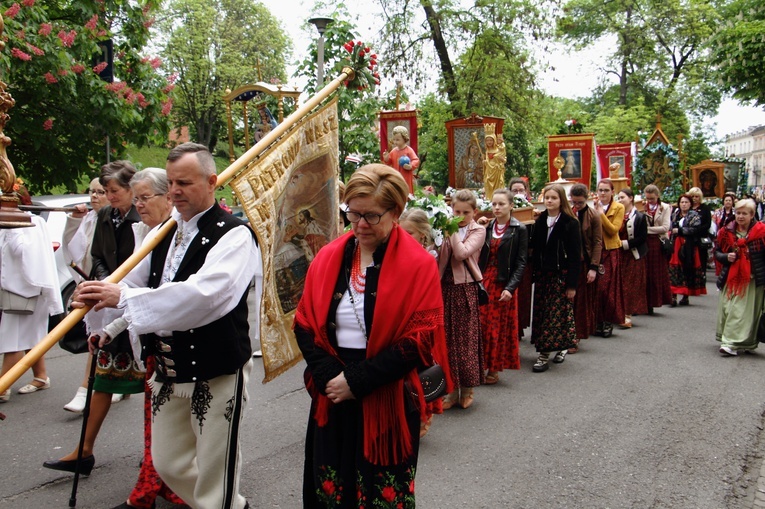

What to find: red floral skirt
left=479, top=239, right=520, bottom=371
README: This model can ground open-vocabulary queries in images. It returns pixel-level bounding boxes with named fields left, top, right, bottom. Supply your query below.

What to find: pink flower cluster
left=93, top=61, right=108, bottom=74
left=167, top=72, right=179, bottom=84
left=105, top=81, right=127, bottom=92
left=11, top=48, right=32, bottom=61
left=71, top=64, right=86, bottom=74
left=85, top=14, right=99, bottom=31
left=16, top=30, right=25, bottom=40
left=26, top=43, right=44, bottom=56
left=136, top=93, right=149, bottom=109
left=162, top=83, right=175, bottom=94
left=39, top=23, right=52, bottom=36
left=57, top=69, right=68, bottom=77
left=44, top=72, right=58, bottom=84
left=22, top=0, right=34, bottom=6
left=43, top=119, right=53, bottom=130
left=58, top=30, right=76, bottom=48
left=160, top=98, right=172, bottom=116
left=4, top=3, right=20, bottom=19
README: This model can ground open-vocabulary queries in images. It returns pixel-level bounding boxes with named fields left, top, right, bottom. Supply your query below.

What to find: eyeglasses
left=132, top=194, right=162, bottom=205
left=346, top=208, right=391, bottom=225
left=89, top=189, right=106, bottom=196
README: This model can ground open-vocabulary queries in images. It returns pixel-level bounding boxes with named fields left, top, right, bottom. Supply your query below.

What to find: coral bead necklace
left=350, top=245, right=367, bottom=294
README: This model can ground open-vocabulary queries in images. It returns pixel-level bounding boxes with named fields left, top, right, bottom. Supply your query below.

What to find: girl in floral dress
left=438, top=189, right=486, bottom=409
left=529, top=185, right=581, bottom=372
left=478, top=189, right=527, bottom=385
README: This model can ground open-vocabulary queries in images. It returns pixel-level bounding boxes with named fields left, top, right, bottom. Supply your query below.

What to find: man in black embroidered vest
left=74, top=143, right=261, bottom=509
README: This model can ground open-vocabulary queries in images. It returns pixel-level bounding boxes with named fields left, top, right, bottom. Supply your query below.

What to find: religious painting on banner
left=231, top=98, right=340, bottom=381
left=690, top=160, right=725, bottom=199
left=547, top=134, right=594, bottom=185
left=446, top=114, right=505, bottom=189
left=596, top=142, right=633, bottom=181
left=379, top=109, right=418, bottom=158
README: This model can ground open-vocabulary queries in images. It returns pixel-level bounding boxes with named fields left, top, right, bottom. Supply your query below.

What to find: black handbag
left=58, top=318, right=89, bottom=354
left=660, top=236, right=673, bottom=257
left=411, top=364, right=447, bottom=403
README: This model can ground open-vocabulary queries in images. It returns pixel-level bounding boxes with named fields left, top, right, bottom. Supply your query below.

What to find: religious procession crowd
left=2, top=138, right=765, bottom=508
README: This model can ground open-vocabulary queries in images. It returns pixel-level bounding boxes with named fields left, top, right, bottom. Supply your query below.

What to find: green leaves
left=1, top=0, right=173, bottom=192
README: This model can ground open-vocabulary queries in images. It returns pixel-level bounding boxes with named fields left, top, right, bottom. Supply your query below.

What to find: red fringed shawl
left=717, top=221, right=765, bottom=297
left=294, top=226, right=451, bottom=466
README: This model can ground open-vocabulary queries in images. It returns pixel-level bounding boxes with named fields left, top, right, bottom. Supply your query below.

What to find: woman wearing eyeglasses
left=61, top=178, right=109, bottom=413
left=295, top=165, right=450, bottom=508
left=44, top=161, right=145, bottom=479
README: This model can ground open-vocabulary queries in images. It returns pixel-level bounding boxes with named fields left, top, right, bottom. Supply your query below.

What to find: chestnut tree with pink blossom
left=0, top=0, right=174, bottom=192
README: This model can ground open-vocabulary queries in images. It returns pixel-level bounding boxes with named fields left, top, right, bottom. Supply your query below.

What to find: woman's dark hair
left=676, top=194, right=692, bottom=208
left=618, top=188, right=635, bottom=201
left=570, top=183, right=589, bottom=198
left=723, top=192, right=737, bottom=203
left=100, top=160, right=136, bottom=189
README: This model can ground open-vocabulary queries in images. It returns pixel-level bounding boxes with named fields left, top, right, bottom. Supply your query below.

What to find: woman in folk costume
left=642, top=185, right=673, bottom=313
left=382, top=125, right=420, bottom=194
left=294, top=165, right=450, bottom=508
left=713, top=192, right=737, bottom=275
left=669, top=194, right=707, bottom=306
left=509, top=177, right=534, bottom=339
left=616, top=188, right=648, bottom=327
left=478, top=188, right=527, bottom=385
left=569, top=183, right=602, bottom=349
left=594, top=178, right=626, bottom=337
left=529, top=184, right=581, bottom=372
left=714, top=199, right=765, bottom=356
left=438, top=189, right=486, bottom=409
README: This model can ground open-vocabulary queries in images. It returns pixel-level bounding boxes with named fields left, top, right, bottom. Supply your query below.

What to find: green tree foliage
left=710, top=0, right=765, bottom=106
left=558, top=0, right=719, bottom=118
left=160, top=0, right=291, bottom=149
left=0, top=0, right=174, bottom=192
left=294, top=5, right=388, bottom=181
left=375, top=0, right=555, bottom=187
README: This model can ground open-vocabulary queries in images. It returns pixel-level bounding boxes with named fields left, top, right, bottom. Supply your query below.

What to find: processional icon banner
left=379, top=109, right=419, bottom=160
left=231, top=98, right=340, bottom=382
left=595, top=142, right=633, bottom=181
left=547, top=133, right=595, bottom=186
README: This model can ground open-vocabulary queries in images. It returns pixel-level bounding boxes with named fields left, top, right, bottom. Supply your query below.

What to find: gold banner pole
left=0, top=67, right=354, bottom=395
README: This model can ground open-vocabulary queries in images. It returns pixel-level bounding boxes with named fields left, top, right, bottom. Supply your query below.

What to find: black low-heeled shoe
left=43, top=454, right=95, bottom=476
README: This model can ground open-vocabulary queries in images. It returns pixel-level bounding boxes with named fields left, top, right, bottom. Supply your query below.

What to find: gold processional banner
left=231, top=98, right=340, bottom=382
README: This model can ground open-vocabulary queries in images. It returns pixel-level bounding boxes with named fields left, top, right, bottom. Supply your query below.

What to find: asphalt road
left=1, top=279, right=765, bottom=509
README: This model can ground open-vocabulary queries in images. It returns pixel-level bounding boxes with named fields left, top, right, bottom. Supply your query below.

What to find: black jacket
left=621, top=210, right=648, bottom=259
left=90, top=204, right=141, bottom=280
left=530, top=211, right=582, bottom=289
left=478, top=217, right=528, bottom=293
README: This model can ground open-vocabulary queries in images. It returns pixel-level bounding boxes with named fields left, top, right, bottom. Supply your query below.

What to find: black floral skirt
left=532, top=271, right=577, bottom=353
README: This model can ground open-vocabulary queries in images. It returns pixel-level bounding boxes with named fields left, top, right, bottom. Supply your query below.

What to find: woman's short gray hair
left=130, top=167, right=168, bottom=195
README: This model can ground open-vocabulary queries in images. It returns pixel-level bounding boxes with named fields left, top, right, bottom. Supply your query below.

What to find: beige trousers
left=151, top=359, right=252, bottom=509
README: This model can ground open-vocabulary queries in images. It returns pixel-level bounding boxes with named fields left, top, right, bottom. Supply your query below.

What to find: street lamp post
left=308, top=17, right=333, bottom=89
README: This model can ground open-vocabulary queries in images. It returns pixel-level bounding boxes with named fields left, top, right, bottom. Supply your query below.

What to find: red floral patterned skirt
left=479, top=239, right=520, bottom=371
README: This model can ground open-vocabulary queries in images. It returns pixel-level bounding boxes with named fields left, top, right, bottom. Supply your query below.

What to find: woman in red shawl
left=714, top=198, right=765, bottom=355
left=294, top=164, right=450, bottom=508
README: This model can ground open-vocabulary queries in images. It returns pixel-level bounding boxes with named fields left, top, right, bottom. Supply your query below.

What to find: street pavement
left=1, top=278, right=765, bottom=508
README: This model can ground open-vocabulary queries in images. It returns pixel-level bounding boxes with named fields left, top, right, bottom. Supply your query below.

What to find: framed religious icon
left=379, top=110, right=419, bottom=159
left=446, top=113, right=505, bottom=189
left=723, top=161, right=742, bottom=193
left=547, top=133, right=594, bottom=185
left=690, top=160, right=725, bottom=198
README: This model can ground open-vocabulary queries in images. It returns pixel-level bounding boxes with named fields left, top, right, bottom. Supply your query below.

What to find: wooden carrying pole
left=0, top=68, right=353, bottom=395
